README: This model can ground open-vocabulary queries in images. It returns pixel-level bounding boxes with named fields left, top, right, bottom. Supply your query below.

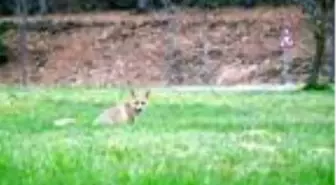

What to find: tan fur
left=93, top=89, right=150, bottom=125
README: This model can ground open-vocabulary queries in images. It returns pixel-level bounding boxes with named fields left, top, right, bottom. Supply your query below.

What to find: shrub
left=0, top=22, right=14, bottom=65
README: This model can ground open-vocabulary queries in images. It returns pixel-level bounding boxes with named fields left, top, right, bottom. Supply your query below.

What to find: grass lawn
left=0, top=87, right=334, bottom=185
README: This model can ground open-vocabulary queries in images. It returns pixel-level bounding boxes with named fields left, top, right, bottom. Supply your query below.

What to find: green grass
left=0, top=87, right=334, bottom=185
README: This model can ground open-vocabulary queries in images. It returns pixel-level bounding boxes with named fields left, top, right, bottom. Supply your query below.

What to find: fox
left=93, top=89, right=151, bottom=125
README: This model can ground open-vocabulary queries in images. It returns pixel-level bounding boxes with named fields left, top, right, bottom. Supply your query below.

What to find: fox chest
left=106, top=106, right=131, bottom=123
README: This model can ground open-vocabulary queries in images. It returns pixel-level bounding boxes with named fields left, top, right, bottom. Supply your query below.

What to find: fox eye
left=140, top=101, right=146, bottom=105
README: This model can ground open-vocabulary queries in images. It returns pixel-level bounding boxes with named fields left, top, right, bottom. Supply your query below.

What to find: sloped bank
left=0, top=6, right=321, bottom=86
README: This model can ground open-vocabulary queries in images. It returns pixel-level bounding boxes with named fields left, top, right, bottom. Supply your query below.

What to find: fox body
left=93, top=89, right=150, bottom=125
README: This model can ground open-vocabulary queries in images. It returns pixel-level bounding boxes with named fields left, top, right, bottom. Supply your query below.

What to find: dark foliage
left=0, top=0, right=296, bottom=15
left=0, top=22, right=15, bottom=65
left=0, top=39, right=8, bottom=65
left=302, top=83, right=334, bottom=91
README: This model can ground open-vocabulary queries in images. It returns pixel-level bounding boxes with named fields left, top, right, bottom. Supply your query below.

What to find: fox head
left=126, top=89, right=151, bottom=114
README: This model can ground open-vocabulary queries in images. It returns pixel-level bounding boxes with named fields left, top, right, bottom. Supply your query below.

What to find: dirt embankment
left=0, top=6, right=318, bottom=86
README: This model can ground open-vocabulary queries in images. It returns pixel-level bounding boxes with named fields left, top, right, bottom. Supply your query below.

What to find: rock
left=53, top=118, right=76, bottom=127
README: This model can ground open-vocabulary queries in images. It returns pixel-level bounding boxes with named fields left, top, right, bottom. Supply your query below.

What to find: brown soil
left=0, top=6, right=321, bottom=87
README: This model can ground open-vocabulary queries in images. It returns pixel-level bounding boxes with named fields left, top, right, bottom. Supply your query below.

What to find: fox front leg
left=129, top=117, right=135, bottom=124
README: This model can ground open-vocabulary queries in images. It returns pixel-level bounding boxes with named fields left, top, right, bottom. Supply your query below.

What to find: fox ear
left=145, top=90, right=151, bottom=99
